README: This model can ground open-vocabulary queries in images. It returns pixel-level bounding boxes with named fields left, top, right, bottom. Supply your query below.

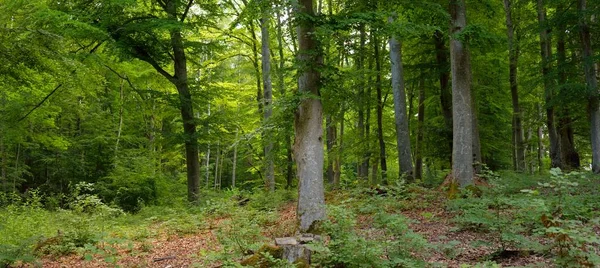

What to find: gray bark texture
left=578, top=0, right=600, bottom=173
left=450, top=0, right=474, bottom=187
left=261, top=5, right=275, bottom=192
left=388, top=15, right=414, bottom=181
left=503, top=0, right=526, bottom=172
left=294, top=0, right=325, bottom=233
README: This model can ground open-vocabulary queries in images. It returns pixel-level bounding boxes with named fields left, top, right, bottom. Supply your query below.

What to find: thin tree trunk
left=14, top=143, right=20, bottom=191
left=415, top=74, right=425, bottom=181
left=1, top=137, right=5, bottom=192
left=389, top=15, right=414, bottom=181
left=450, top=0, right=474, bottom=187
left=434, top=30, right=453, bottom=161
left=578, top=0, right=600, bottom=173
left=214, top=142, right=220, bottom=190
left=295, top=0, right=325, bottom=233
left=261, top=4, right=275, bottom=192
left=334, top=108, right=345, bottom=185
left=471, top=95, right=482, bottom=173
left=503, top=0, right=525, bottom=172
left=326, top=115, right=335, bottom=184
left=537, top=0, right=561, bottom=169
left=275, top=5, right=295, bottom=188
left=538, top=103, right=544, bottom=173
left=232, top=129, right=238, bottom=188
left=374, top=33, right=387, bottom=184
left=357, top=23, right=368, bottom=180
left=115, top=79, right=124, bottom=153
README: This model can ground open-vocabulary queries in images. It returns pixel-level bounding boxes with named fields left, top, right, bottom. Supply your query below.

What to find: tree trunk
left=171, top=28, right=200, bottom=203
left=388, top=15, right=414, bottom=181
left=578, top=0, right=600, bottom=173
left=471, top=97, right=482, bottom=174
left=115, top=79, right=124, bottom=153
left=214, top=141, right=220, bottom=190
left=334, top=106, right=345, bottom=186
left=415, top=74, right=425, bottom=181
left=556, top=4, right=580, bottom=170
left=295, top=0, right=325, bottom=233
left=275, top=5, right=295, bottom=188
left=357, top=24, right=368, bottom=181
left=503, top=0, right=525, bottom=172
left=374, top=33, right=387, bottom=184
left=261, top=5, right=275, bottom=192
left=450, top=0, right=474, bottom=187
left=326, top=115, right=336, bottom=184
left=232, top=129, right=238, bottom=188
left=434, top=30, right=453, bottom=161
left=537, top=0, right=561, bottom=169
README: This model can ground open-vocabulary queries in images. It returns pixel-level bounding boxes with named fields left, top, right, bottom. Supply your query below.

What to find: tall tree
left=503, top=0, right=525, bottom=172
left=388, top=15, right=414, bottom=181
left=537, top=0, right=561, bottom=169
left=261, top=0, right=275, bottom=192
left=107, top=0, right=202, bottom=202
left=294, top=0, right=325, bottom=233
left=578, top=0, right=600, bottom=173
left=374, top=32, right=388, bottom=183
left=450, top=0, right=474, bottom=186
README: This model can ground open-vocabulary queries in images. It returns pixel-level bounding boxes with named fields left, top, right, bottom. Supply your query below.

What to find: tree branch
left=181, top=0, right=194, bottom=22
left=18, top=41, right=104, bottom=122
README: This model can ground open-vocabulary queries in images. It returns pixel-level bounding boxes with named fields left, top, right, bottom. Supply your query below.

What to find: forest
left=1, top=0, right=600, bottom=267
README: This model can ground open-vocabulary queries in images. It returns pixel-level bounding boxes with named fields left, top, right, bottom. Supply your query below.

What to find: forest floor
left=37, top=191, right=554, bottom=267
left=5, top=171, right=600, bottom=267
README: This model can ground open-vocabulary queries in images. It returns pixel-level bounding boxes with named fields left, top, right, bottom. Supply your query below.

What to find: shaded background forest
left=0, top=0, right=599, bottom=212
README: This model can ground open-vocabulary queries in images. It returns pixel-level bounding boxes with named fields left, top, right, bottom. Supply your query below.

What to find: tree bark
left=261, top=4, right=275, bottom=192
left=556, top=12, right=580, bottom=170
left=232, top=129, right=238, bottom=188
left=294, top=0, right=325, bottom=233
left=415, top=74, right=425, bottom=181
left=503, top=0, right=525, bottom=172
left=275, top=5, right=295, bottom=188
left=357, top=24, right=368, bottom=181
left=578, top=0, right=600, bottom=173
left=326, top=115, right=336, bottom=184
left=434, top=30, right=453, bottom=161
left=537, top=0, right=561, bottom=169
left=388, top=15, right=414, bottom=181
left=374, top=33, right=388, bottom=184
left=450, top=0, right=474, bottom=187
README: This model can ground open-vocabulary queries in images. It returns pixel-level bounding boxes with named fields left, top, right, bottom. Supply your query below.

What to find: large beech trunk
left=450, top=0, right=474, bottom=187
left=388, top=15, right=414, bottom=181
left=294, top=0, right=325, bottom=233
left=578, top=0, right=600, bottom=173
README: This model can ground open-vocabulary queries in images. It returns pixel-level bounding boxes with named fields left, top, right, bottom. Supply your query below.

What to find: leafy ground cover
left=1, top=171, right=599, bottom=267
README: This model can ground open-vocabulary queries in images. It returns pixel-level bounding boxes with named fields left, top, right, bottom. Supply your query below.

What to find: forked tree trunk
left=578, top=0, right=600, bottom=173
left=450, top=0, right=474, bottom=187
left=503, top=0, right=526, bottom=172
left=294, top=0, right=325, bottom=233
left=261, top=3, right=275, bottom=192
left=388, top=15, right=414, bottom=181
left=537, top=0, right=561, bottom=169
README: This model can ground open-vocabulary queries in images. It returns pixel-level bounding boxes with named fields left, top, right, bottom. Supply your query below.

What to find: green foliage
left=310, top=205, right=427, bottom=268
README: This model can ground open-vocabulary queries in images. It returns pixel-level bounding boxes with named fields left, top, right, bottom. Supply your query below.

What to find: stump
left=275, top=234, right=320, bottom=266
